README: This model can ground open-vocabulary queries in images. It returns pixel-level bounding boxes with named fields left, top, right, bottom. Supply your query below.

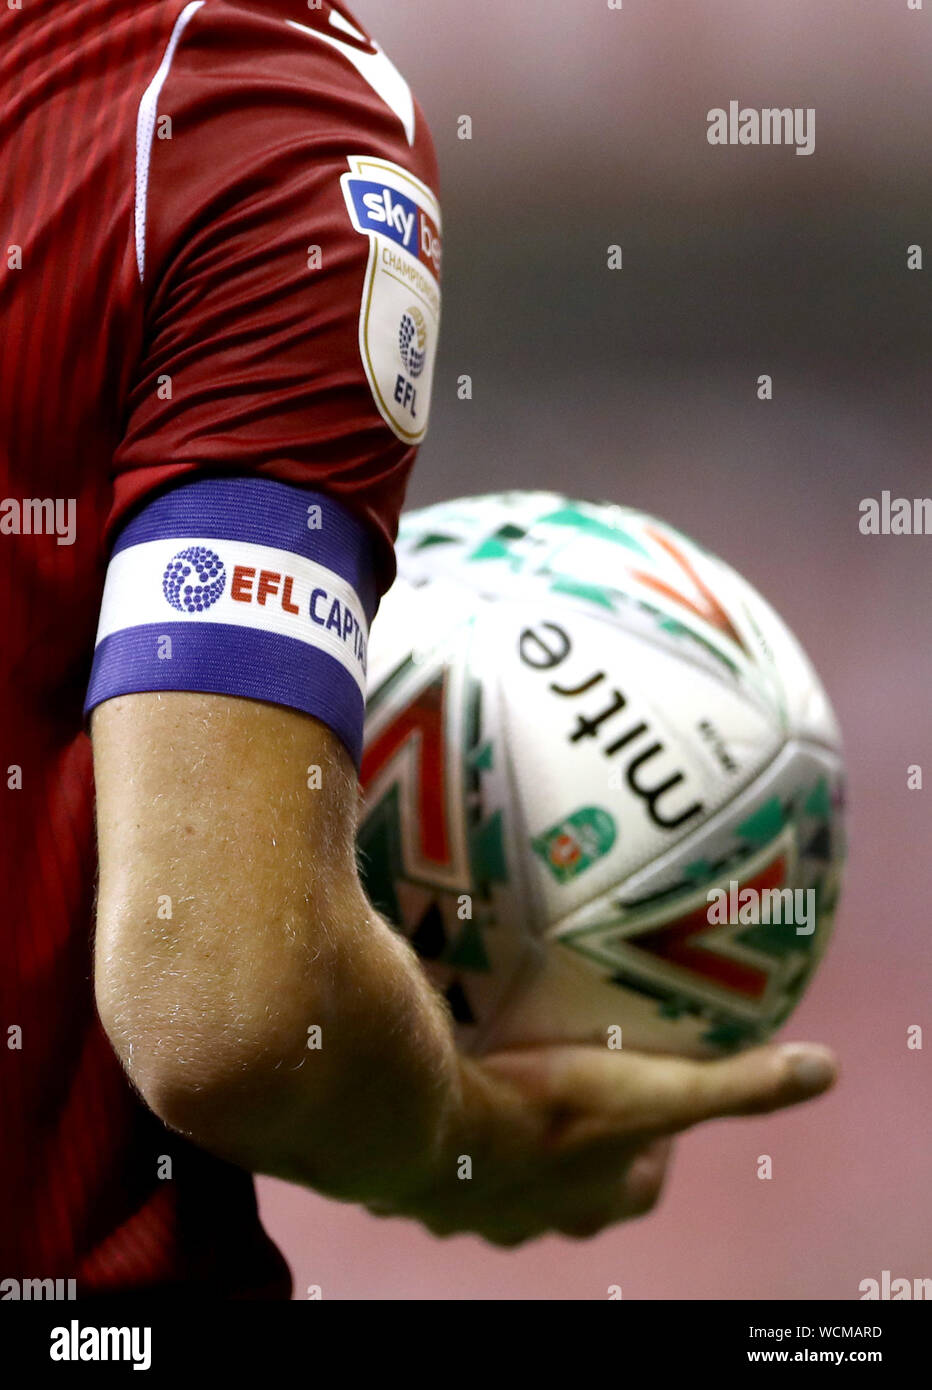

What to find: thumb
left=481, top=1041, right=838, bottom=1137
left=622, top=1042, right=839, bottom=1134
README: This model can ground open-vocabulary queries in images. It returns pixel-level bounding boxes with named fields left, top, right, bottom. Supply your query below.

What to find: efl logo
left=340, top=155, right=441, bottom=444
left=398, top=306, right=427, bottom=378
left=158, top=545, right=368, bottom=675
left=163, top=546, right=226, bottom=612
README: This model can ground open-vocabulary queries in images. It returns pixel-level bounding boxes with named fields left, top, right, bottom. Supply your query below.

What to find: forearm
left=99, top=893, right=464, bottom=1204
left=91, top=694, right=469, bottom=1206
left=210, top=906, right=465, bottom=1203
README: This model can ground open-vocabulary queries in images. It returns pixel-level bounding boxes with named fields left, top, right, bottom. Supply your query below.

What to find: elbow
left=94, top=988, right=229, bottom=1140
left=93, top=972, right=321, bottom=1157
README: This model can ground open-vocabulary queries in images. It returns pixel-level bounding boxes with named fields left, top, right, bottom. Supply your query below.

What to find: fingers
left=418, top=1138, right=673, bottom=1247
left=623, top=1136, right=673, bottom=1211
left=500, top=1138, right=676, bottom=1244
left=554, top=1138, right=673, bottom=1237
left=383, top=1042, right=837, bottom=1250
left=481, top=1041, right=837, bottom=1141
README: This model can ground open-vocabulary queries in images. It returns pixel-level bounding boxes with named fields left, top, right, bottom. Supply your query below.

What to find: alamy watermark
left=50, top=1320, right=151, bottom=1370
left=707, top=102, right=815, bottom=157
left=859, top=1270, right=931, bottom=1300
left=0, top=497, right=76, bottom=546
left=707, top=881, right=815, bottom=935
left=1, top=1276, right=76, bottom=1299
left=859, top=492, right=932, bottom=535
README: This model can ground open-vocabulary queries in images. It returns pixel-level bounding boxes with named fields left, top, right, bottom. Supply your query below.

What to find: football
left=358, top=493, right=845, bottom=1058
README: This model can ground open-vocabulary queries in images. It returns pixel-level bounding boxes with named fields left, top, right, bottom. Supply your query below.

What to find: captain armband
left=85, top=476, right=377, bottom=766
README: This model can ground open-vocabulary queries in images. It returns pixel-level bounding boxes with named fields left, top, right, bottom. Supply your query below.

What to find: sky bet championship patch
left=340, top=154, right=441, bottom=444
left=84, top=477, right=378, bottom=766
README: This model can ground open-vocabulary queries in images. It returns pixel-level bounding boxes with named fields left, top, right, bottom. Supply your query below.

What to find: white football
left=358, top=492, right=845, bottom=1058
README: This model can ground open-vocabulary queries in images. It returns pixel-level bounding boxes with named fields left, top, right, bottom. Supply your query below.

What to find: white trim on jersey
left=286, top=17, right=416, bottom=146
left=134, top=0, right=205, bottom=283
left=134, top=3, right=417, bottom=284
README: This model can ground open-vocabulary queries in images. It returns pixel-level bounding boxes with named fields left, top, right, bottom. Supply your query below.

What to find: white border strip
left=134, top=0, right=206, bottom=282
left=96, top=536, right=369, bottom=693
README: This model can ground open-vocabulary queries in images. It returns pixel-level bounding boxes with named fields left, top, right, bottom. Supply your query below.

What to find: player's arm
left=90, top=9, right=836, bottom=1241
left=92, top=689, right=462, bottom=1205
left=92, top=687, right=837, bottom=1244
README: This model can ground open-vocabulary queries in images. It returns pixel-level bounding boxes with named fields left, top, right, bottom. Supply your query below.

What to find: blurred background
left=260, top=0, right=932, bottom=1298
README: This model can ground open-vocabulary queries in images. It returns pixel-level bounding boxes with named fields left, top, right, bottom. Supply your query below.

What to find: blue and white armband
left=85, top=477, right=378, bottom=766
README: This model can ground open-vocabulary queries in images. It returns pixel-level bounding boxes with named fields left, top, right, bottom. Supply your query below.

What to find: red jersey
left=0, top=0, right=441, bottom=1295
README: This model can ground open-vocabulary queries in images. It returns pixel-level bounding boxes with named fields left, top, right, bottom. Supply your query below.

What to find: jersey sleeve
left=87, top=0, right=442, bottom=766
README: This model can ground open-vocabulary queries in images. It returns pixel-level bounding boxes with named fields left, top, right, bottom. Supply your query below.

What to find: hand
left=368, top=1041, right=837, bottom=1246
